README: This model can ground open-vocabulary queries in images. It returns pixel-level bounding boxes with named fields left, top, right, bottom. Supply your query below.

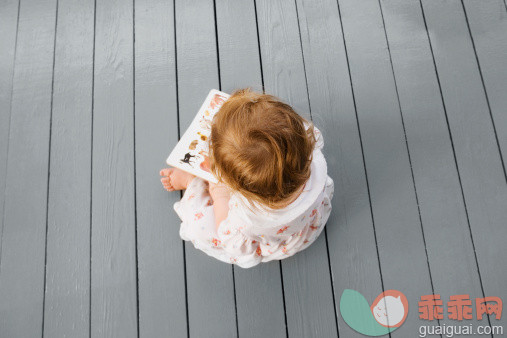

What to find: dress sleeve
left=313, top=125, right=324, bottom=150
left=304, top=121, right=324, bottom=151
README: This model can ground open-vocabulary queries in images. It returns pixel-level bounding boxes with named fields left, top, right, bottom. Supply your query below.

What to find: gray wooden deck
left=0, top=0, right=506, bottom=337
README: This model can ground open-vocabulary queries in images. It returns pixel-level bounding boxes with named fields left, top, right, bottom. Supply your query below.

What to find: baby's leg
left=160, top=167, right=195, bottom=191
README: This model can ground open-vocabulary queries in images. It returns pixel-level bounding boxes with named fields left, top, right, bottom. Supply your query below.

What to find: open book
left=166, top=89, right=230, bottom=184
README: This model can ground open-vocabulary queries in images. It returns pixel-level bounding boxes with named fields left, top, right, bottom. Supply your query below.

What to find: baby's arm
left=209, top=182, right=230, bottom=231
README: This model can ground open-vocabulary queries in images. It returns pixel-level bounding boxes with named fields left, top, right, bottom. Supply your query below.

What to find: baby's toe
left=160, top=168, right=173, bottom=177
left=161, top=177, right=174, bottom=192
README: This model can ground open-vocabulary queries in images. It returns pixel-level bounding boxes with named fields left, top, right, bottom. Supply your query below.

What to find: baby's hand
left=209, top=181, right=230, bottom=201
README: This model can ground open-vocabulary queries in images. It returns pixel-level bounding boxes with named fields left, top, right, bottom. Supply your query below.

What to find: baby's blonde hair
left=210, top=88, right=316, bottom=209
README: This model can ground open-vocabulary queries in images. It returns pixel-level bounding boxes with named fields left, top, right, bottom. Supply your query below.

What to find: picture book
left=166, top=89, right=230, bottom=184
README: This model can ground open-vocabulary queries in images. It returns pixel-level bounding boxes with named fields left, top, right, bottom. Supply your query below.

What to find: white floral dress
left=174, top=128, right=334, bottom=268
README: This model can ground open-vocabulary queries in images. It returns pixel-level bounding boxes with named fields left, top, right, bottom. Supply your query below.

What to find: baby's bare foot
left=160, top=168, right=195, bottom=191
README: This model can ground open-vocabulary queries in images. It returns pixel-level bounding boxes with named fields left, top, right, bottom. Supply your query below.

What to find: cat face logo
left=371, top=290, right=408, bottom=328
left=340, top=289, right=408, bottom=336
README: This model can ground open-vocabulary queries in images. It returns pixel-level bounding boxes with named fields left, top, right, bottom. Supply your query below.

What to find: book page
left=166, top=89, right=230, bottom=183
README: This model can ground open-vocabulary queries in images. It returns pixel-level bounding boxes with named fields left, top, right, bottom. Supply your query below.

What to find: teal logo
left=340, top=289, right=409, bottom=336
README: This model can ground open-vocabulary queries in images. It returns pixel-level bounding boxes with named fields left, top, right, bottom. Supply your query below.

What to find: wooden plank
left=421, top=0, right=507, bottom=329
left=255, top=1, right=338, bottom=337
left=337, top=0, right=435, bottom=335
left=215, top=0, right=263, bottom=92
left=215, top=1, right=286, bottom=337
left=0, top=0, right=19, bottom=256
left=380, top=0, right=488, bottom=330
left=91, top=0, right=138, bottom=336
left=43, top=0, right=94, bottom=336
left=463, top=0, right=507, bottom=176
left=134, top=0, right=188, bottom=336
left=0, top=0, right=57, bottom=336
left=294, top=0, right=384, bottom=336
left=175, top=0, right=237, bottom=336
left=255, top=0, right=309, bottom=119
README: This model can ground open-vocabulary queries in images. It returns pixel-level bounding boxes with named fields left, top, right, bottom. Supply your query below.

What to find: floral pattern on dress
left=277, top=225, right=289, bottom=234
left=194, top=212, right=204, bottom=221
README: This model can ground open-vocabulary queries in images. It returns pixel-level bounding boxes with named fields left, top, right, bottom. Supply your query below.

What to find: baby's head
left=210, top=89, right=316, bottom=209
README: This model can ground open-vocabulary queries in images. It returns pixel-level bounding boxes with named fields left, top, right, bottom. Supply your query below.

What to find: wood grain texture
left=380, top=0, right=488, bottom=329
left=43, top=0, right=94, bottom=336
left=421, top=0, right=507, bottom=329
left=0, top=0, right=57, bottom=336
left=215, top=1, right=286, bottom=337
left=463, top=0, right=507, bottom=176
left=215, top=0, right=264, bottom=93
left=175, top=0, right=237, bottom=336
left=0, top=0, right=19, bottom=257
left=134, top=0, right=188, bottom=336
left=135, top=0, right=187, bottom=337
left=256, top=0, right=311, bottom=119
left=91, top=0, right=138, bottom=336
left=337, top=0, right=434, bottom=335
left=295, top=0, right=385, bottom=336
left=256, top=1, right=338, bottom=337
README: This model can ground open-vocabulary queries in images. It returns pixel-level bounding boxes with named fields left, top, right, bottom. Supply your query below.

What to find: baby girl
left=160, top=89, right=334, bottom=268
